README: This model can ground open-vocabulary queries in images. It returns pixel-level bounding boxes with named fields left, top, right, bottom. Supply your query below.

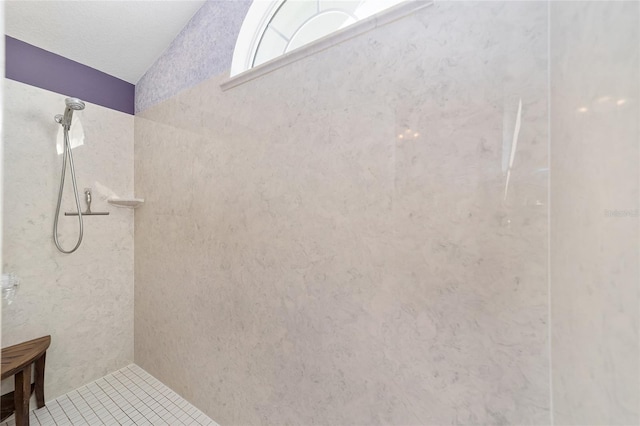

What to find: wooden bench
left=1, top=336, right=51, bottom=426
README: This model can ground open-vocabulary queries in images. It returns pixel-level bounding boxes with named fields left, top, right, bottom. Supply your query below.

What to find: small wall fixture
left=65, top=188, right=109, bottom=216
left=108, top=198, right=144, bottom=209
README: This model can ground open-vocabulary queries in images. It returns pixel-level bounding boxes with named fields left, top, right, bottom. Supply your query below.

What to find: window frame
left=224, top=0, right=433, bottom=90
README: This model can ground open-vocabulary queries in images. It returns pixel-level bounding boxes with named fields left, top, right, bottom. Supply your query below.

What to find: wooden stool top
left=1, top=336, right=51, bottom=380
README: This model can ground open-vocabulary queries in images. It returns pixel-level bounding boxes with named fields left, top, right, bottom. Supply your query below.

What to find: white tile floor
left=1, top=364, right=217, bottom=426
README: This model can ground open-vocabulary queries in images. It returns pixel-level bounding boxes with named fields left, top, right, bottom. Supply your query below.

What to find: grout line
left=109, top=371, right=178, bottom=425
left=83, top=381, right=122, bottom=425
left=75, top=389, right=106, bottom=426
left=21, top=364, right=215, bottom=425
left=124, top=366, right=206, bottom=425
left=33, top=406, right=58, bottom=426
left=48, top=400, right=73, bottom=425
left=547, top=1, right=554, bottom=424
left=94, top=378, right=135, bottom=425
left=61, top=393, right=90, bottom=425
left=115, top=371, right=173, bottom=425
left=118, top=368, right=183, bottom=425
left=129, top=368, right=195, bottom=417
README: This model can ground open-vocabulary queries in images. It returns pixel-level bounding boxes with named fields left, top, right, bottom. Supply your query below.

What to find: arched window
left=230, top=0, right=410, bottom=77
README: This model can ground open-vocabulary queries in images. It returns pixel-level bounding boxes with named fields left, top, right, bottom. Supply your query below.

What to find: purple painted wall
left=5, top=36, right=134, bottom=115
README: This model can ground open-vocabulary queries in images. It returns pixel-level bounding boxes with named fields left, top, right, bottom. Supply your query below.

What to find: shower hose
left=53, top=124, right=84, bottom=253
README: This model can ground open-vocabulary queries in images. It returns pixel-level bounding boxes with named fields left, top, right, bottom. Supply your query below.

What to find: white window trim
left=221, top=0, right=433, bottom=91
left=229, top=0, right=283, bottom=77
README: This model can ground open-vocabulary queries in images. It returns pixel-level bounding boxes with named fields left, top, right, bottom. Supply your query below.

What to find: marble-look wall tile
left=135, top=2, right=550, bottom=424
left=2, top=79, right=135, bottom=400
left=135, top=0, right=251, bottom=113
left=550, top=2, right=639, bottom=425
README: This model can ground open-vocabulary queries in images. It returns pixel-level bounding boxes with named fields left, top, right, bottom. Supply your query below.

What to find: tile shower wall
left=2, top=79, right=134, bottom=400
left=135, top=2, right=549, bottom=424
left=550, top=2, right=640, bottom=425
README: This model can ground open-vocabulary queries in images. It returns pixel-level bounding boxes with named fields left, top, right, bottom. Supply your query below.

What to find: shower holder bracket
left=65, top=188, right=109, bottom=216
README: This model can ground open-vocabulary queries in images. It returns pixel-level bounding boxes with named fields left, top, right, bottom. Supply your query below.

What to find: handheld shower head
left=65, top=98, right=85, bottom=110
left=61, top=97, right=85, bottom=128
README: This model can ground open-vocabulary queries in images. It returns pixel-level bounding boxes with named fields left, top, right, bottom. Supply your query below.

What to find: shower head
left=61, top=97, right=85, bottom=129
left=65, top=98, right=85, bottom=111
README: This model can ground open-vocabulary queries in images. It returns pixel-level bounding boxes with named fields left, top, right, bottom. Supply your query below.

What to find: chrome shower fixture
left=54, top=97, right=85, bottom=130
left=53, top=97, right=87, bottom=253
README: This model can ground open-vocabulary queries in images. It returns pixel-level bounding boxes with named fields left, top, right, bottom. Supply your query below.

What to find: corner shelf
left=108, top=198, right=144, bottom=209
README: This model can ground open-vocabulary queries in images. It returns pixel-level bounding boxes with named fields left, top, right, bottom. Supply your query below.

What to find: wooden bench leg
left=14, top=364, right=31, bottom=426
left=34, top=352, right=46, bottom=409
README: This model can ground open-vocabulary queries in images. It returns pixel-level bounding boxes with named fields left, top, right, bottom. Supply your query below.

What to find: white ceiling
left=6, top=0, right=208, bottom=84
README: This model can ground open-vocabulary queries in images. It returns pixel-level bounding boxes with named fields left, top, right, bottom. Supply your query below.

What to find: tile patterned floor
left=1, top=364, right=217, bottom=426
